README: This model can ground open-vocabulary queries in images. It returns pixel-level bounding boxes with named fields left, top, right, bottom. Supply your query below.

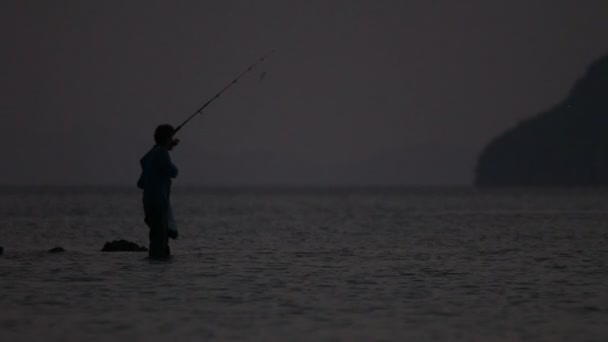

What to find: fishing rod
left=173, top=50, right=275, bottom=135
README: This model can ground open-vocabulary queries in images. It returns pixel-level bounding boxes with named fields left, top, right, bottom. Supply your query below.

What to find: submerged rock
left=48, top=247, right=66, bottom=253
left=101, top=240, right=148, bottom=252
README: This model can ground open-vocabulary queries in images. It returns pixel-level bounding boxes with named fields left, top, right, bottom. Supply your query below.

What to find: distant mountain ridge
left=475, top=54, right=608, bottom=186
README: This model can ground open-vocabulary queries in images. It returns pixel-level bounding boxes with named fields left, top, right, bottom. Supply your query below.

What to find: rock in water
left=48, top=247, right=66, bottom=253
left=0, top=246, right=3, bottom=255
left=101, top=240, right=148, bottom=252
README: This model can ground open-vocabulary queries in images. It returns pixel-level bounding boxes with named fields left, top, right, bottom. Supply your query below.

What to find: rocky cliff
left=476, top=55, right=608, bottom=186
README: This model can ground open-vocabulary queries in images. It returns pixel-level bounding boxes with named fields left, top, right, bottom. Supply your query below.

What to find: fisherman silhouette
left=137, top=124, right=180, bottom=258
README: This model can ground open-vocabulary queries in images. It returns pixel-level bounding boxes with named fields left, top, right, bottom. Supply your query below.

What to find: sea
left=0, top=186, right=607, bottom=341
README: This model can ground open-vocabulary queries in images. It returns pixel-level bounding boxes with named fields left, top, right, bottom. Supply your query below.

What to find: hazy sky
left=1, top=1, right=607, bottom=186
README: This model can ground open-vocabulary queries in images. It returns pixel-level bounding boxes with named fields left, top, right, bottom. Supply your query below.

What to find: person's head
left=154, top=124, right=175, bottom=149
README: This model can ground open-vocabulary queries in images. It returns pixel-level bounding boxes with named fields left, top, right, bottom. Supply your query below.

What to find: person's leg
left=145, top=206, right=169, bottom=258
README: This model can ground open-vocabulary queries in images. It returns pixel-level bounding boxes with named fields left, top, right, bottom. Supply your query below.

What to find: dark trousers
left=144, top=202, right=170, bottom=258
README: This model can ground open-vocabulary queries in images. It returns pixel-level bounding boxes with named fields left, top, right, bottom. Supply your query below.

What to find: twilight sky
left=1, top=0, right=607, bottom=186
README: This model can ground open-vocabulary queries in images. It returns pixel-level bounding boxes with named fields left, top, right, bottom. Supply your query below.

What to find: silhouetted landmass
left=48, top=247, right=66, bottom=253
left=101, top=240, right=148, bottom=252
left=476, top=55, right=608, bottom=186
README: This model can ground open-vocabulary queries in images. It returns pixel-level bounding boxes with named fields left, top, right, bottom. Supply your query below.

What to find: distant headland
left=476, top=54, right=608, bottom=186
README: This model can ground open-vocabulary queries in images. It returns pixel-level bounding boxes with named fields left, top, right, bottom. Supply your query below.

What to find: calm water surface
left=0, top=187, right=607, bottom=341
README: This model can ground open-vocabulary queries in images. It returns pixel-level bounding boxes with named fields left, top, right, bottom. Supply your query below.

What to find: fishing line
left=173, top=50, right=275, bottom=135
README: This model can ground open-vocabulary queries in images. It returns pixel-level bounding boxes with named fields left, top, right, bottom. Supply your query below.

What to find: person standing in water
left=137, top=124, right=180, bottom=258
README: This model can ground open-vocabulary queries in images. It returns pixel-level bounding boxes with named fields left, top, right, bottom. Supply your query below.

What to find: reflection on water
left=0, top=187, right=607, bottom=341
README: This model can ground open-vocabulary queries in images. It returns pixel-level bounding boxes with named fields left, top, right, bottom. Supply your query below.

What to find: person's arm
left=160, top=149, right=179, bottom=178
